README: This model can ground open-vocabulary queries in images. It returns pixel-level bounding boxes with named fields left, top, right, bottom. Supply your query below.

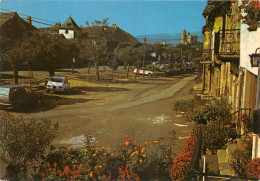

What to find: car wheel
left=148, top=73, right=152, bottom=77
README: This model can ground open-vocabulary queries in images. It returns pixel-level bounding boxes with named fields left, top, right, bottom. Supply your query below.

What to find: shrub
left=229, top=136, right=252, bottom=176
left=173, top=96, right=207, bottom=113
left=188, top=100, right=231, bottom=124
left=0, top=113, right=58, bottom=180
left=39, top=137, right=176, bottom=180
left=239, top=113, right=253, bottom=133
left=41, top=145, right=111, bottom=180
left=118, top=164, right=140, bottom=181
left=246, top=158, right=260, bottom=179
left=169, top=136, right=197, bottom=181
left=192, top=121, right=237, bottom=153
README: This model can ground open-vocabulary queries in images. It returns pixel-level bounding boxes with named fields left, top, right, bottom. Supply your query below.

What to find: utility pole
left=72, top=58, right=75, bottom=74
left=180, top=45, right=183, bottom=72
left=143, top=37, right=146, bottom=79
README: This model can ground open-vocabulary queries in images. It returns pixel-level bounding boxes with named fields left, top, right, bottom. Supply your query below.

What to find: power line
left=0, top=8, right=57, bottom=24
left=21, top=18, right=55, bottom=26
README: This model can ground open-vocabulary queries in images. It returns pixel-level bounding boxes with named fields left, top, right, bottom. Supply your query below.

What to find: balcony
left=215, top=29, right=240, bottom=60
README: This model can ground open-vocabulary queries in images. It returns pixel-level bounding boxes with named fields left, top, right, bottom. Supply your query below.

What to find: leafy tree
left=2, top=41, right=24, bottom=84
left=102, top=18, right=109, bottom=26
left=0, top=112, right=58, bottom=180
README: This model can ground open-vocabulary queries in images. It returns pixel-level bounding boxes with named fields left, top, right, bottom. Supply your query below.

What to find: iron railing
left=215, top=29, right=240, bottom=56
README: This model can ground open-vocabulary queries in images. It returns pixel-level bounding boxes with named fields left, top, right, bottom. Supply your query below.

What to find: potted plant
left=240, top=0, right=260, bottom=31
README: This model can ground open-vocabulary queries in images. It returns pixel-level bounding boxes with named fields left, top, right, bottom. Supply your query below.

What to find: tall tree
left=3, top=41, right=24, bottom=84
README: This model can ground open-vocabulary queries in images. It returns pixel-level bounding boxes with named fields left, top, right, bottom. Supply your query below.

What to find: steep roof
left=60, top=16, right=80, bottom=30
left=81, top=26, right=139, bottom=44
left=0, top=12, right=37, bottom=39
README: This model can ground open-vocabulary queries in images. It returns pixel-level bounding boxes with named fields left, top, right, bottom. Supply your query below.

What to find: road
left=8, top=73, right=196, bottom=154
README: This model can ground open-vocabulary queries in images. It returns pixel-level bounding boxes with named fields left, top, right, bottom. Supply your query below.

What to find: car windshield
left=0, top=87, right=10, bottom=95
left=49, top=78, right=63, bottom=83
left=0, top=87, right=10, bottom=99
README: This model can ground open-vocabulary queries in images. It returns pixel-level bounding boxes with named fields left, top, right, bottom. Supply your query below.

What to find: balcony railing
left=215, top=29, right=240, bottom=58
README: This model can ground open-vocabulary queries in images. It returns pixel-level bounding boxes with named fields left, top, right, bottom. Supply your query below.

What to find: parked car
left=47, top=76, right=70, bottom=93
left=133, top=68, right=154, bottom=77
left=0, top=85, right=44, bottom=110
left=0, top=80, right=10, bottom=85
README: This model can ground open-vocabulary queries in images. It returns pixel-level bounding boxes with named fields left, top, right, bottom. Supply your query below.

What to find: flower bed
left=169, top=136, right=197, bottom=181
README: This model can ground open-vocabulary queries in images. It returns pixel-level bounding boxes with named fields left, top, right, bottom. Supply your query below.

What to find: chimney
left=26, top=16, right=32, bottom=25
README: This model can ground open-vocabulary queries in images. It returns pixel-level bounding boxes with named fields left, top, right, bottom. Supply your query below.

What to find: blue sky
left=0, top=0, right=207, bottom=36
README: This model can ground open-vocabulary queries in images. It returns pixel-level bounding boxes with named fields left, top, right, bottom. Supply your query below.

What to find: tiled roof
left=60, top=16, right=80, bottom=30
left=0, top=12, right=37, bottom=39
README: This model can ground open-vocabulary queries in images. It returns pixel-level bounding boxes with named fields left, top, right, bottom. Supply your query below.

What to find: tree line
left=0, top=25, right=202, bottom=84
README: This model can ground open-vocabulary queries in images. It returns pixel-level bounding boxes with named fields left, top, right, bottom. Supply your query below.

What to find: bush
left=229, top=136, right=252, bottom=176
left=41, top=145, right=110, bottom=180
left=246, top=158, right=260, bottom=179
left=169, top=136, right=197, bottom=181
left=38, top=137, right=176, bottom=180
left=188, top=100, right=231, bottom=124
left=173, top=96, right=207, bottom=113
left=192, top=122, right=237, bottom=153
left=0, top=112, right=58, bottom=180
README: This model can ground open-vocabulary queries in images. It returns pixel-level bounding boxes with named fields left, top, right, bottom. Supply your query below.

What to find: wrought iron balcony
left=215, top=29, right=240, bottom=59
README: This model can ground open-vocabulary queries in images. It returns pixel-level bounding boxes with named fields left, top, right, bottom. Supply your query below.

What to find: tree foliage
left=0, top=112, right=58, bottom=180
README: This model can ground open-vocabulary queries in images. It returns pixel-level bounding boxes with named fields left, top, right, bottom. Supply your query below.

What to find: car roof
left=0, top=84, right=29, bottom=89
left=49, top=76, right=67, bottom=79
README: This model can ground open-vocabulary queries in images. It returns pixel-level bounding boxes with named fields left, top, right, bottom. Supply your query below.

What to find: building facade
left=59, top=16, right=80, bottom=39
left=201, top=0, right=260, bottom=158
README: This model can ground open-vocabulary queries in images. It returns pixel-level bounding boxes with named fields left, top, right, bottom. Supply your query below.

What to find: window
left=65, top=29, right=68, bottom=34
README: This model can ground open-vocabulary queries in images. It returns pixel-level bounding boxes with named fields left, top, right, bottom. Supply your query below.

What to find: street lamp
left=249, top=48, right=260, bottom=67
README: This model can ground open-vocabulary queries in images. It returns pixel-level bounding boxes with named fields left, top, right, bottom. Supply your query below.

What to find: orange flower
left=54, top=162, right=57, bottom=168
left=95, top=166, right=98, bottom=169
left=99, top=165, right=102, bottom=169
left=93, top=153, right=96, bottom=157
left=111, top=153, right=114, bottom=156
left=142, top=154, right=146, bottom=158
left=145, top=141, right=148, bottom=145
left=59, top=173, right=63, bottom=177
left=160, top=143, right=164, bottom=146
left=154, top=141, right=159, bottom=144
left=89, top=171, right=93, bottom=177
left=125, top=141, right=130, bottom=146
left=139, top=159, right=143, bottom=163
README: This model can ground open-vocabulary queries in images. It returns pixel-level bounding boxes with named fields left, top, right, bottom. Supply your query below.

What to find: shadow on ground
left=3, top=95, right=96, bottom=113
left=0, top=73, right=29, bottom=79
left=72, top=86, right=131, bottom=92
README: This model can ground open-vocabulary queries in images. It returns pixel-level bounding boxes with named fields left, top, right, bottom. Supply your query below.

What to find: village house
left=0, top=12, right=37, bottom=40
left=201, top=0, right=260, bottom=171
left=59, top=16, right=80, bottom=39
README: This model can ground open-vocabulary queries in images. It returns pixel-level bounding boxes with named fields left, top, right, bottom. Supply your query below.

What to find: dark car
left=0, top=85, right=44, bottom=110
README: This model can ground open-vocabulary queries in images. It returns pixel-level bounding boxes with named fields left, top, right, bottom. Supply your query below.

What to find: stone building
left=201, top=0, right=260, bottom=161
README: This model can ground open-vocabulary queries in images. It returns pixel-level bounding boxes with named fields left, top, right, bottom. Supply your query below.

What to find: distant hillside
left=135, top=31, right=203, bottom=45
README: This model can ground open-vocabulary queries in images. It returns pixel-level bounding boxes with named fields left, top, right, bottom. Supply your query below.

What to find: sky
left=0, top=0, right=207, bottom=36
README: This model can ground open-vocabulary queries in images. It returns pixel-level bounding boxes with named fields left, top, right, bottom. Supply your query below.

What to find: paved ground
left=1, top=70, right=196, bottom=149
left=0, top=69, right=197, bottom=177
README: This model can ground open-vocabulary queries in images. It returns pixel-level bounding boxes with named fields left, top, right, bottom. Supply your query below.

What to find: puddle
left=57, top=134, right=96, bottom=147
